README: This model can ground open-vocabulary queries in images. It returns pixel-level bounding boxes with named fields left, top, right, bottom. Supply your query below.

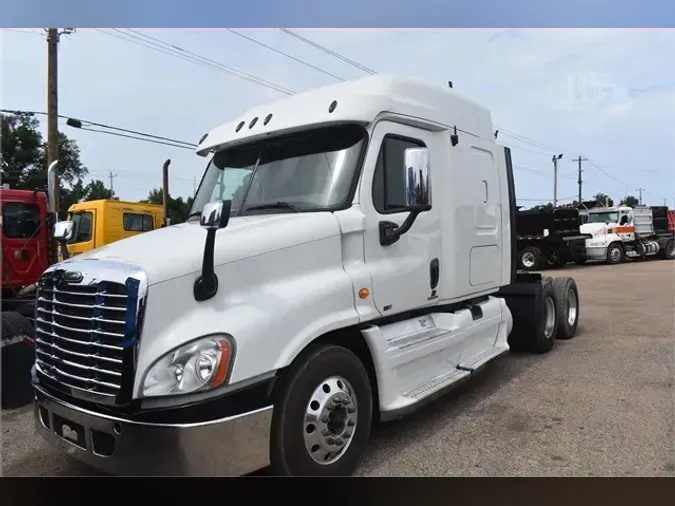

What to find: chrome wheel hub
left=567, top=289, right=578, bottom=327
left=303, top=376, right=358, bottom=465
left=522, top=252, right=536, bottom=268
left=543, top=296, right=556, bottom=339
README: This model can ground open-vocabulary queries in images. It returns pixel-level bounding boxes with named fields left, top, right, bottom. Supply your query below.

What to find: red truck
left=1, top=162, right=65, bottom=408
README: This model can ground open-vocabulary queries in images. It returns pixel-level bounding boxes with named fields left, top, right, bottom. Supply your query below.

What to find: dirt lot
left=2, top=260, right=674, bottom=476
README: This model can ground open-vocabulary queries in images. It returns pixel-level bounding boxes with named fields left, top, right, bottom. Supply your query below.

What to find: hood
left=66, top=212, right=342, bottom=285
left=579, top=222, right=609, bottom=236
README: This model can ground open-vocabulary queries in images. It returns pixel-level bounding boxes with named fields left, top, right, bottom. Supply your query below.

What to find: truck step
left=403, top=368, right=471, bottom=400
left=457, top=346, right=509, bottom=372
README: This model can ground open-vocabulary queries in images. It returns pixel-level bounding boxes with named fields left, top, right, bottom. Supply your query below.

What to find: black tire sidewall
left=552, top=277, right=579, bottom=339
left=271, top=345, right=373, bottom=476
left=533, top=282, right=558, bottom=353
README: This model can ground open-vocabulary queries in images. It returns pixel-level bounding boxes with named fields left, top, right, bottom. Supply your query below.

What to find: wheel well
left=272, top=327, right=381, bottom=422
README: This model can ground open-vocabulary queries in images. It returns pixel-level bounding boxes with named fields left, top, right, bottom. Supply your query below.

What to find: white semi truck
left=580, top=205, right=675, bottom=264
left=32, top=75, right=581, bottom=477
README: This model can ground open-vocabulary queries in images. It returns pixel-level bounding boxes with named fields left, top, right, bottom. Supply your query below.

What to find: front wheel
left=519, top=246, right=543, bottom=271
left=606, top=243, right=624, bottom=265
left=270, top=345, right=373, bottom=476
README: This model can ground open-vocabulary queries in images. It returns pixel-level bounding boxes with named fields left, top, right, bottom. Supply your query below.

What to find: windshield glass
left=189, top=124, right=366, bottom=219
left=586, top=211, right=619, bottom=224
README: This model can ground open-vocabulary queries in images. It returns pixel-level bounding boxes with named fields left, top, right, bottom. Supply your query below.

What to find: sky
left=1, top=28, right=674, bottom=207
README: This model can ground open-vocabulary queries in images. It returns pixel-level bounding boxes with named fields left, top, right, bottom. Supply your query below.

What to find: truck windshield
left=189, top=124, right=366, bottom=220
left=586, top=211, right=619, bottom=224
left=1, top=202, right=41, bottom=239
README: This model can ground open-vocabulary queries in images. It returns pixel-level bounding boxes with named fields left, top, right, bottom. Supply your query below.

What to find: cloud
left=1, top=28, right=672, bottom=206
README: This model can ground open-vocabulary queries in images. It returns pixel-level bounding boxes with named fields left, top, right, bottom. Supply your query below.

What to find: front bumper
left=34, top=385, right=273, bottom=476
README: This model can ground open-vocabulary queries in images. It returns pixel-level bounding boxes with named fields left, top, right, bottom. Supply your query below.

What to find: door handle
left=429, top=258, right=440, bottom=290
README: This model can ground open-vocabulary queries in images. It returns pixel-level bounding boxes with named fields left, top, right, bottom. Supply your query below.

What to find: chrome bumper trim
left=34, top=386, right=272, bottom=476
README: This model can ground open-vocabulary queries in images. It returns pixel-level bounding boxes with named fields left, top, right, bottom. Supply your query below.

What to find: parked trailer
left=32, top=75, right=581, bottom=476
left=516, top=206, right=590, bottom=270
left=581, top=205, right=675, bottom=264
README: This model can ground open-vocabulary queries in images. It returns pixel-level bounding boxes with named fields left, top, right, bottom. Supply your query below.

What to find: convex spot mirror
left=53, top=221, right=74, bottom=242
left=200, top=200, right=232, bottom=230
left=403, top=147, right=432, bottom=209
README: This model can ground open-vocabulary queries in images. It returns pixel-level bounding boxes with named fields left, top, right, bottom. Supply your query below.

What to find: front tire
left=270, top=345, right=373, bottom=476
left=552, top=277, right=579, bottom=340
left=606, top=243, right=624, bottom=265
left=519, top=246, right=543, bottom=271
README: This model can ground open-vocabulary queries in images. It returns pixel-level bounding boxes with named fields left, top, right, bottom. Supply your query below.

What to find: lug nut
left=347, top=419, right=356, bottom=426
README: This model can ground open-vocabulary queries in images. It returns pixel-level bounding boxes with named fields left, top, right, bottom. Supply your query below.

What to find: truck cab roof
left=197, top=74, right=495, bottom=156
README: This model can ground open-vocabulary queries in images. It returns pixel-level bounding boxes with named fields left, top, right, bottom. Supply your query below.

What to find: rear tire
left=659, top=239, right=674, bottom=260
left=519, top=246, right=543, bottom=271
left=528, top=281, right=558, bottom=354
left=270, top=345, right=373, bottom=476
left=552, top=277, right=579, bottom=340
left=606, top=243, right=624, bottom=265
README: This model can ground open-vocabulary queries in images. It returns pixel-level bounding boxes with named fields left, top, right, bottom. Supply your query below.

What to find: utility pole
left=552, top=153, right=563, bottom=207
left=45, top=28, right=74, bottom=216
left=572, top=156, right=588, bottom=204
left=162, top=159, right=171, bottom=226
left=108, top=171, right=118, bottom=197
left=47, top=28, right=59, bottom=213
left=635, top=188, right=645, bottom=205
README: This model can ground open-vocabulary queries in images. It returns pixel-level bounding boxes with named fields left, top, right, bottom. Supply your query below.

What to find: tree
left=620, top=195, right=639, bottom=207
left=1, top=113, right=88, bottom=190
left=593, top=193, right=614, bottom=207
left=141, top=188, right=194, bottom=225
left=61, top=179, right=113, bottom=211
left=1, top=113, right=88, bottom=216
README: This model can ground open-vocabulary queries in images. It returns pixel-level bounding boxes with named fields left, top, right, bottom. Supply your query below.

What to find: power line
left=226, top=29, right=346, bottom=82
left=1, top=108, right=196, bottom=149
left=279, top=29, right=377, bottom=75
left=112, top=29, right=296, bottom=95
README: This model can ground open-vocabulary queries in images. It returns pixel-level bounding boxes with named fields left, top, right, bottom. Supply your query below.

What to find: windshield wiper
left=244, top=202, right=299, bottom=212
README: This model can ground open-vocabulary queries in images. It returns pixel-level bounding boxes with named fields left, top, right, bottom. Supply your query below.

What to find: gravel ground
left=2, top=259, right=674, bottom=476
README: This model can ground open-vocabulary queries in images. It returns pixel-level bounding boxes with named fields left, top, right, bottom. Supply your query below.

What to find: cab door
left=361, top=121, right=441, bottom=316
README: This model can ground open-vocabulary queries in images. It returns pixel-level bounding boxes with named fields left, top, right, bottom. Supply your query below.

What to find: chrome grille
left=34, top=277, right=130, bottom=397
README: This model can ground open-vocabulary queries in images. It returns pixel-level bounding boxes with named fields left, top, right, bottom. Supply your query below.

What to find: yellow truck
left=65, top=199, right=165, bottom=256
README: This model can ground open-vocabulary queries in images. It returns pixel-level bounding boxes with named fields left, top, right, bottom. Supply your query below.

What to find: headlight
left=141, top=334, right=235, bottom=398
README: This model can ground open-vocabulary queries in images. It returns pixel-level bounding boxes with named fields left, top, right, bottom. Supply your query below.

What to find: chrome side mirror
left=379, top=147, right=432, bottom=247
left=53, top=221, right=74, bottom=241
left=53, top=220, right=74, bottom=260
left=404, top=147, right=432, bottom=208
left=195, top=200, right=232, bottom=302
left=200, top=200, right=232, bottom=230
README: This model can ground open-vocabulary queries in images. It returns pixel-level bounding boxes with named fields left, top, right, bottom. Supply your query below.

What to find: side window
left=372, top=136, right=425, bottom=214
left=1, top=203, right=41, bottom=239
left=70, top=212, right=93, bottom=243
left=123, top=213, right=154, bottom=232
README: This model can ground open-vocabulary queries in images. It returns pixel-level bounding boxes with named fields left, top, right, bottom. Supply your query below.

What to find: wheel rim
left=610, top=247, right=622, bottom=262
left=522, top=252, right=536, bottom=268
left=567, top=288, right=578, bottom=327
left=303, top=376, right=358, bottom=466
left=543, top=296, right=556, bottom=339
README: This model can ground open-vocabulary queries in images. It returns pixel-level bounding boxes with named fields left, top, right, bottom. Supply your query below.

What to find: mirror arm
left=194, top=229, right=218, bottom=301
left=59, top=239, right=70, bottom=260
left=379, top=205, right=431, bottom=246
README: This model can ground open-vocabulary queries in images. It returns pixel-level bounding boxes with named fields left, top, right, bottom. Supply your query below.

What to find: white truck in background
left=32, top=75, right=582, bottom=477
left=580, top=205, right=675, bottom=264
